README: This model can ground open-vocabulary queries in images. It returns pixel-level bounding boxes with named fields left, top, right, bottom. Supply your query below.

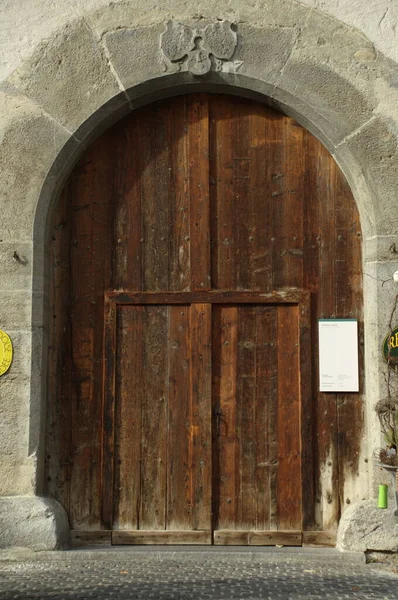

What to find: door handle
left=214, top=411, right=227, bottom=436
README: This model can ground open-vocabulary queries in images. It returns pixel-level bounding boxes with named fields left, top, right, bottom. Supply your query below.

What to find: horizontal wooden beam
left=213, top=530, right=302, bottom=546
left=70, top=530, right=112, bottom=547
left=112, top=530, right=212, bottom=545
left=106, top=289, right=308, bottom=306
left=302, top=531, right=336, bottom=547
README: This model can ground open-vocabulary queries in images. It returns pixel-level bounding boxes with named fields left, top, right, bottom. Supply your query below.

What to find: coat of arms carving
left=160, top=20, right=240, bottom=75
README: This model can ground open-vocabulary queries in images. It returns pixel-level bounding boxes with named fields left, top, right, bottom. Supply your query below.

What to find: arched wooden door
left=46, top=94, right=363, bottom=547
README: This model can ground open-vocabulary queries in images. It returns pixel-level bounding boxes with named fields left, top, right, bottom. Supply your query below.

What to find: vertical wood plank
left=101, top=297, right=117, bottom=529
left=140, top=306, right=168, bottom=529
left=209, top=97, right=238, bottom=289
left=236, top=306, right=257, bottom=527
left=140, top=106, right=170, bottom=292
left=299, top=293, right=315, bottom=530
left=212, top=305, right=238, bottom=530
left=167, top=306, right=192, bottom=530
left=254, top=306, right=278, bottom=530
left=69, top=138, right=114, bottom=530
left=190, top=303, right=212, bottom=530
left=277, top=305, right=302, bottom=530
left=113, top=306, right=143, bottom=530
left=114, top=118, right=143, bottom=290
left=168, top=98, right=191, bottom=291
left=334, top=166, right=364, bottom=513
left=46, top=186, right=73, bottom=516
left=188, top=95, right=210, bottom=291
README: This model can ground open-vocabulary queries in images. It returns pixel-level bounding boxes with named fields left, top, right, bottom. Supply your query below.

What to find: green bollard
left=378, top=484, right=388, bottom=509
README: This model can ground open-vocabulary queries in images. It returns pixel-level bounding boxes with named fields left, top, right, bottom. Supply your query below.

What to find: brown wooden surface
left=46, top=93, right=364, bottom=541
left=109, top=303, right=212, bottom=534
left=106, top=289, right=307, bottom=305
left=213, top=531, right=302, bottom=546
left=70, top=530, right=112, bottom=547
left=212, top=304, right=304, bottom=534
left=302, top=531, right=336, bottom=547
left=112, top=531, right=212, bottom=545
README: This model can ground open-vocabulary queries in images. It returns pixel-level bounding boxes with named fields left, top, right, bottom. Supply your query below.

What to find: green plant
left=376, top=294, right=398, bottom=466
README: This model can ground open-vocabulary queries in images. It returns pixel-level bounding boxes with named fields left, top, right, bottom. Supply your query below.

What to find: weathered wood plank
left=334, top=164, right=364, bottom=514
left=113, top=306, right=143, bottom=530
left=254, top=306, right=278, bottom=530
left=236, top=307, right=257, bottom=527
left=113, top=115, right=143, bottom=290
left=168, top=97, right=191, bottom=291
left=46, top=186, right=72, bottom=518
left=106, top=289, right=307, bottom=305
left=167, top=306, right=192, bottom=530
left=70, top=530, right=112, bottom=547
left=302, top=531, right=336, bottom=547
left=299, top=293, right=315, bottom=530
left=101, top=297, right=117, bottom=529
left=112, top=530, right=212, bottom=545
left=190, top=303, right=212, bottom=531
left=209, top=95, right=238, bottom=289
left=139, top=306, right=168, bottom=530
left=214, top=531, right=302, bottom=546
left=140, top=103, right=170, bottom=292
left=188, top=95, right=210, bottom=291
left=276, top=305, right=302, bottom=530
left=212, top=305, right=238, bottom=531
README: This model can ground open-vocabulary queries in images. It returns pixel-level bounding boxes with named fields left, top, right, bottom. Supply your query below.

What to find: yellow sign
left=0, top=330, right=13, bottom=376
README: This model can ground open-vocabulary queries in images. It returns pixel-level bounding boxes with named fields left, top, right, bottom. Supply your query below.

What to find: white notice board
left=318, top=319, right=359, bottom=392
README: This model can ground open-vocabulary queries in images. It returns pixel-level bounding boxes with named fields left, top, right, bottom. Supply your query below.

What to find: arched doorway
left=45, top=93, right=363, bottom=546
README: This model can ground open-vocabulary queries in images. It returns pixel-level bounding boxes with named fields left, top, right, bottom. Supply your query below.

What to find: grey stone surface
left=102, top=24, right=165, bottom=91
left=8, top=20, right=122, bottom=132
left=0, top=548, right=397, bottom=600
left=341, top=117, right=398, bottom=236
left=337, top=499, right=398, bottom=553
left=0, top=496, right=70, bottom=551
left=276, top=10, right=377, bottom=146
left=0, top=89, right=72, bottom=241
left=0, top=242, right=32, bottom=291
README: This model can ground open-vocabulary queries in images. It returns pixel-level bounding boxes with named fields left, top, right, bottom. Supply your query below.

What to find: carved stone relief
left=160, top=20, right=241, bottom=75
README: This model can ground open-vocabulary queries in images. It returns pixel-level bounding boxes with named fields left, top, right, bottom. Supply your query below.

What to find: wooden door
left=106, top=301, right=212, bottom=544
left=46, top=94, right=364, bottom=547
left=212, top=302, right=308, bottom=545
left=101, top=290, right=310, bottom=545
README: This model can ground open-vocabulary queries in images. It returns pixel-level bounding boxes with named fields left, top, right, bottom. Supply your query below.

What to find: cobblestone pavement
left=0, top=548, right=397, bottom=600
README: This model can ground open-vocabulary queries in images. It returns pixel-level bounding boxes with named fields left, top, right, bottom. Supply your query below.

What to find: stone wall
left=0, top=0, right=398, bottom=549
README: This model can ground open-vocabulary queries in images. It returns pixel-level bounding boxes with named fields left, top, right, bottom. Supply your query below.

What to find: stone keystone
left=160, top=20, right=238, bottom=75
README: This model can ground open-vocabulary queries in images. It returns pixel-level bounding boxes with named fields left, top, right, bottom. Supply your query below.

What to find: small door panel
left=109, top=303, right=212, bottom=540
left=212, top=304, right=302, bottom=540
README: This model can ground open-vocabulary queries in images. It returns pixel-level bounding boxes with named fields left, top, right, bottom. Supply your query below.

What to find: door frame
left=100, top=288, right=314, bottom=544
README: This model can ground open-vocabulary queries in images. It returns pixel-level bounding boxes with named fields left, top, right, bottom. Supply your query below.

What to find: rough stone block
left=236, top=24, right=301, bottom=85
left=8, top=20, right=121, bottom=133
left=0, top=292, right=39, bottom=330
left=87, top=0, right=310, bottom=35
left=0, top=89, right=73, bottom=241
left=341, top=118, right=398, bottom=236
left=337, top=499, right=398, bottom=552
left=0, top=242, right=33, bottom=291
left=276, top=10, right=377, bottom=145
left=0, top=496, right=70, bottom=550
left=103, top=24, right=165, bottom=92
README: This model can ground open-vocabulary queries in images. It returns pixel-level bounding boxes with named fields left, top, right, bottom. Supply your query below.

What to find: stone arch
left=1, top=1, right=398, bottom=549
